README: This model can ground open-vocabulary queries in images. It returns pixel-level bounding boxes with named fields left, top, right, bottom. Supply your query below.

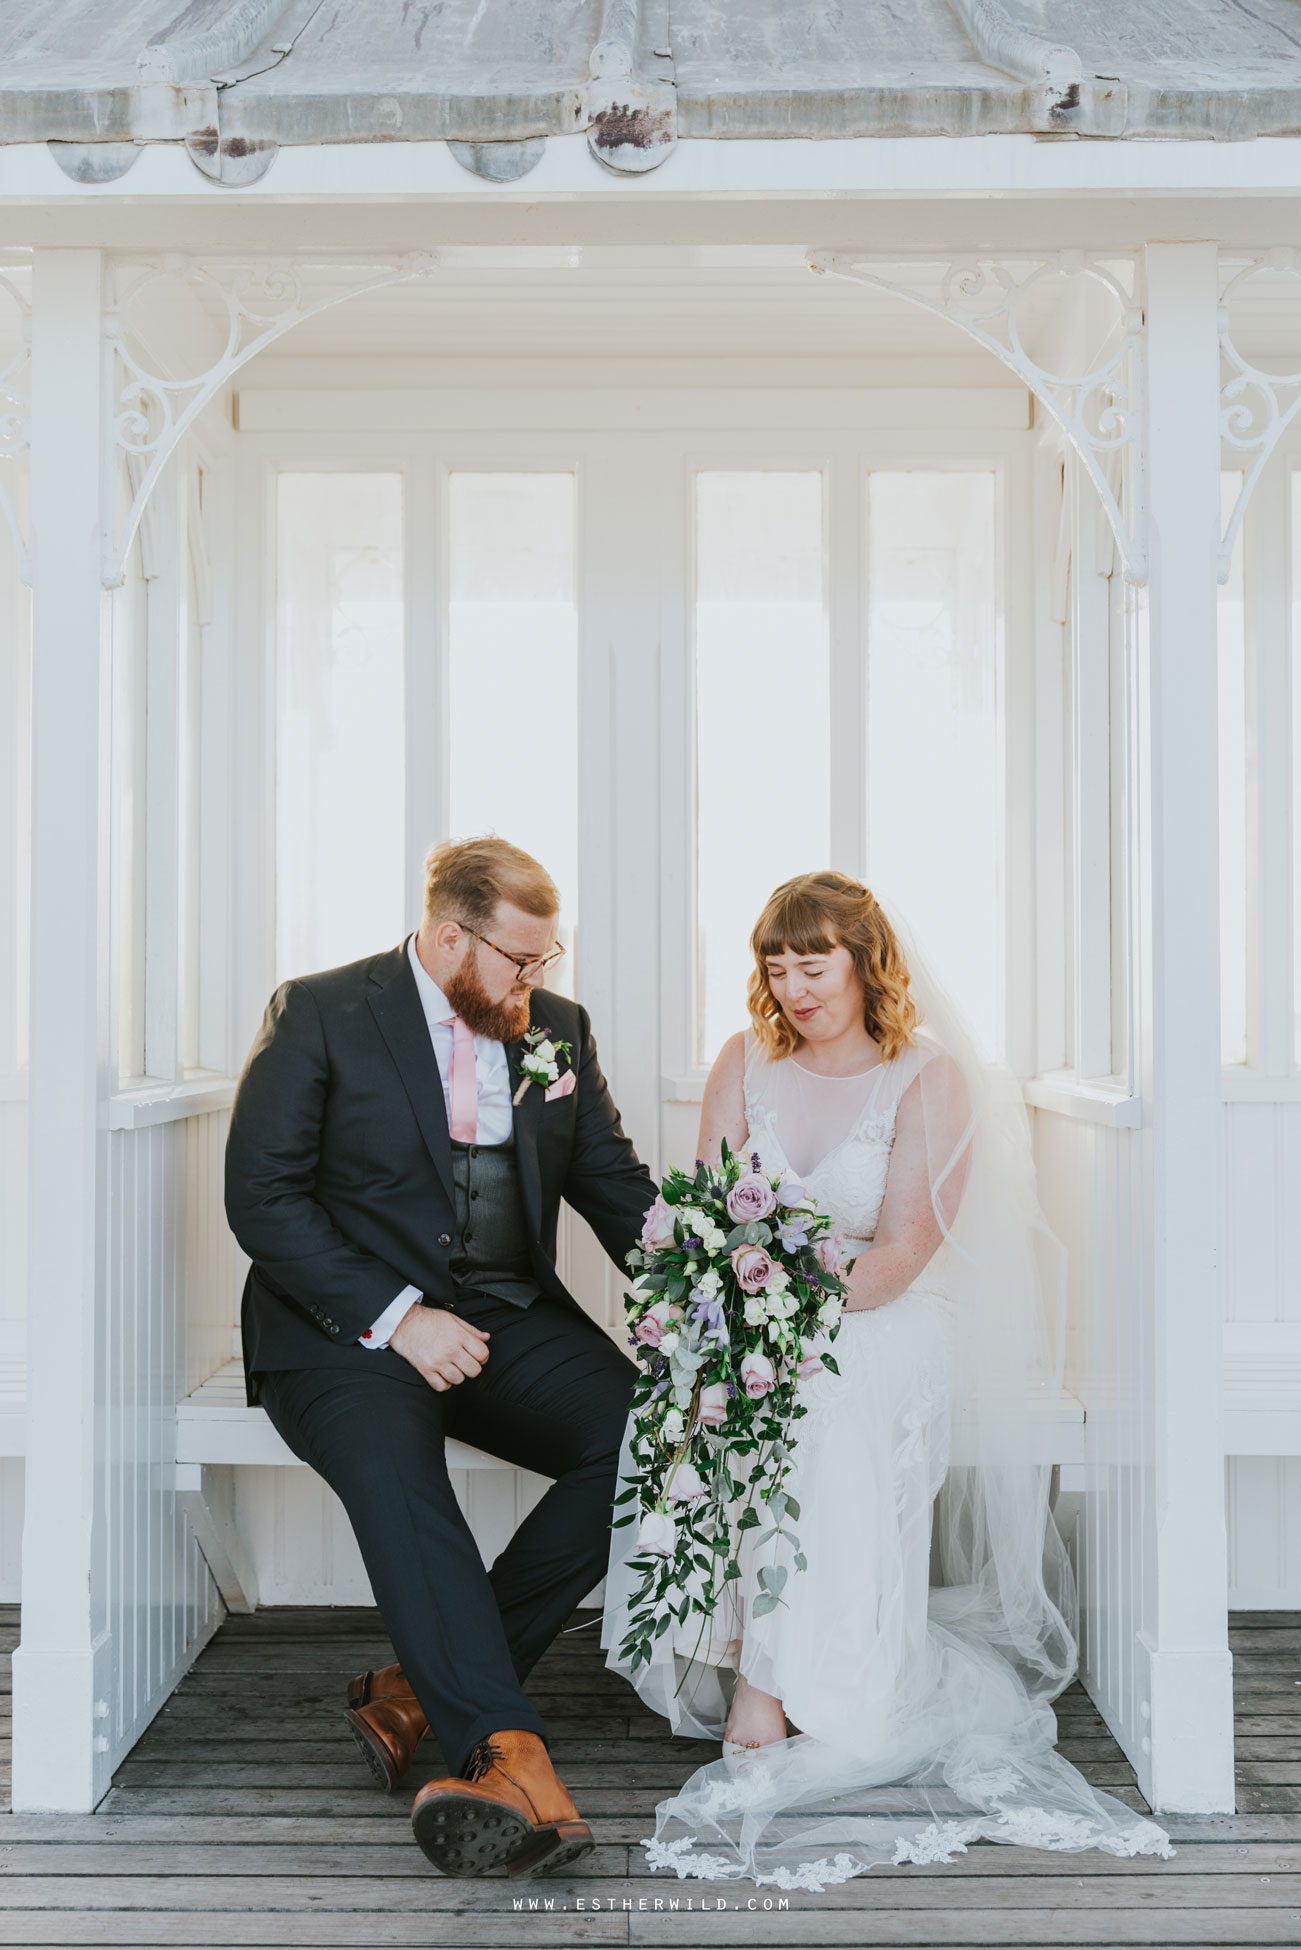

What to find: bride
left=601, top=870, right=1172, bottom=1889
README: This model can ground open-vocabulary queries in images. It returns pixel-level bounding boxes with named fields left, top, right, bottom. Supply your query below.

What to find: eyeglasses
left=457, top=922, right=566, bottom=981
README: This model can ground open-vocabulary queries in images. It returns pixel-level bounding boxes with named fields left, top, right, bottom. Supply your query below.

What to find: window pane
left=866, top=472, right=1001, bottom=1057
left=448, top=475, right=578, bottom=984
left=1219, top=472, right=1247, bottom=1067
left=695, top=473, right=829, bottom=1065
left=275, top=474, right=405, bottom=982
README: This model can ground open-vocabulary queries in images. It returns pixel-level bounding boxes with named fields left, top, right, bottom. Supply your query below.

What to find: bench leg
left=175, top=1463, right=259, bottom=1613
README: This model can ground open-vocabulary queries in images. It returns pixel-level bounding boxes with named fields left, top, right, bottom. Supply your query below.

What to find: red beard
left=445, top=959, right=532, bottom=1045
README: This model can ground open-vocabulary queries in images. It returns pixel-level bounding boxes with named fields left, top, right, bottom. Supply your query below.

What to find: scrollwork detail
left=1218, top=251, right=1301, bottom=582
left=808, top=249, right=1147, bottom=584
left=103, top=252, right=436, bottom=585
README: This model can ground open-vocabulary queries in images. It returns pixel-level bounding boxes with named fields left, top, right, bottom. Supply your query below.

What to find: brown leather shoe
left=345, top=1664, right=429, bottom=1791
left=411, top=1729, right=595, bottom=1878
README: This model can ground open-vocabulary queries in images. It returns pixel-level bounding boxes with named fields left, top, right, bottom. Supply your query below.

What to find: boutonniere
left=513, top=1024, right=575, bottom=1106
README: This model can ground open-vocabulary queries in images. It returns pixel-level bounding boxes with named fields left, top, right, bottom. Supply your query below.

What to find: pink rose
left=696, top=1382, right=729, bottom=1428
left=666, top=1460, right=708, bottom=1501
left=731, top=1244, right=776, bottom=1294
left=726, top=1172, right=777, bottom=1224
left=816, top=1228, right=847, bottom=1276
left=634, top=1299, right=673, bottom=1347
left=740, top=1350, right=776, bottom=1399
left=640, top=1195, right=678, bottom=1251
left=798, top=1350, right=825, bottom=1381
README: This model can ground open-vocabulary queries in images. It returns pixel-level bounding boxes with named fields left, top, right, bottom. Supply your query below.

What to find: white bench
left=176, top=1357, right=1086, bottom=1468
left=173, top=1357, right=1087, bottom=1613
left=173, top=1358, right=514, bottom=1614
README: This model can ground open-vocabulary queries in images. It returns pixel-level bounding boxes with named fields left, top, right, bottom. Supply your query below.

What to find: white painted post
left=12, top=249, right=114, bottom=1811
left=143, top=458, right=186, bottom=1084
left=1071, top=453, right=1116, bottom=1081
left=1138, top=241, right=1234, bottom=1812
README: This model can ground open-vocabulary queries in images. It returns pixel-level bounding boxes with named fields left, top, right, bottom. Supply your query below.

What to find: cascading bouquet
left=612, top=1141, right=850, bottom=1679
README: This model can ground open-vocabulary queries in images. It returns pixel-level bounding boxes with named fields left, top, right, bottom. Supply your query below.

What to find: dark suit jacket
left=224, top=938, right=657, bottom=1403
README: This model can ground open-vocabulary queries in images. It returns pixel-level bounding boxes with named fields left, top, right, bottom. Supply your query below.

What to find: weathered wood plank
left=621, top=1926, right=1301, bottom=1949
left=6, top=1871, right=1301, bottom=1913
left=113, top=1738, right=722, bottom=1770
left=1, top=1839, right=1292, bottom=1878
left=0, top=1916, right=628, bottom=1945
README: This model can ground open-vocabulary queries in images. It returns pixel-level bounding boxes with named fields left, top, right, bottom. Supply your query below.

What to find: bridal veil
left=601, top=899, right=1171, bottom=1888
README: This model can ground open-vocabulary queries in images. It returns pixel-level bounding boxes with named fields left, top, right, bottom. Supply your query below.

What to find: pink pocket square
left=545, top=1070, right=577, bottom=1102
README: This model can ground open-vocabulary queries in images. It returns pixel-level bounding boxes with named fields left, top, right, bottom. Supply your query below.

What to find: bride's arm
left=841, top=1060, right=970, bottom=1313
left=696, top=1032, right=748, bottom=1166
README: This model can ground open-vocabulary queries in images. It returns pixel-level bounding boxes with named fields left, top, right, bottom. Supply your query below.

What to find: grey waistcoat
left=447, top=1135, right=543, bottom=1309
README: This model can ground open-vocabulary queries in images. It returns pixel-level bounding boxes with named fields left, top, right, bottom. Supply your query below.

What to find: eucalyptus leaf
left=758, top=1565, right=788, bottom=1594
left=751, top=1592, right=779, bottom=1617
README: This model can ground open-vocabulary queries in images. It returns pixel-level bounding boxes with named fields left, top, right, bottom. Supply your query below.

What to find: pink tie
left=445, top=1015, right=479, bottom=1143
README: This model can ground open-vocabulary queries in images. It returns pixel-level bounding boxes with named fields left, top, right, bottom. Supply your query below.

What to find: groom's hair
left=423, top=835, right=561, bottom=933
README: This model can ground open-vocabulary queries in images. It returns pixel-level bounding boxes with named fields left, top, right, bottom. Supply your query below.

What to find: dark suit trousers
left=255, top=1293, right=636, bottom=1779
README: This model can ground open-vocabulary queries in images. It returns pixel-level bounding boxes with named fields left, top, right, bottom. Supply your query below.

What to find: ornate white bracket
left=103, top=252, right=436, bottom=586
left=808, top=250, right=1149, bottom=585
left=0, top=264, right=32, bottom=582
left=1218, top=250, right=1301, bottom=584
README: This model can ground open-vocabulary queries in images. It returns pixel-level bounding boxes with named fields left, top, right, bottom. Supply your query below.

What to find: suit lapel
left=505, top=1011, right=546, bottom=1238
left=366, top=941, right=456, bottom=1208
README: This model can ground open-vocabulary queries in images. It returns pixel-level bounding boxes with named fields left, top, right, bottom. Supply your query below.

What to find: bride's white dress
left=601, top=1031, right=1172, bottom=1890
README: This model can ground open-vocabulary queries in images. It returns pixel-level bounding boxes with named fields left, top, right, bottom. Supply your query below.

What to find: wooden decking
left=1, top=1604, right=1301, bottom=1945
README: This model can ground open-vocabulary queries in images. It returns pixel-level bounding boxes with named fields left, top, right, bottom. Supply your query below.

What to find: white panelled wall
left=6, top=235, right=1301, bottom=1811
left=1219, top=438, right=1301, bottom=1602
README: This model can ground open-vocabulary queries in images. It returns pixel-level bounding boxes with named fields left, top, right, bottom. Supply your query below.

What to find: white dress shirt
left=361, top=932, right=515, bottom=1350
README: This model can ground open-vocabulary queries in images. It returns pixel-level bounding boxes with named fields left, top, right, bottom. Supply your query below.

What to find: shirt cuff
left=360, top=1285, right=422, bottom=1350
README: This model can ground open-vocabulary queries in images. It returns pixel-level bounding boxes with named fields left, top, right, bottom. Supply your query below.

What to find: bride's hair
left=747, top=870, right=919, bottom=1062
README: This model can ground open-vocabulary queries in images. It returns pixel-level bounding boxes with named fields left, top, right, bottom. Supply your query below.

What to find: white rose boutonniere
left=513, top=1023, right=575, bottom=1106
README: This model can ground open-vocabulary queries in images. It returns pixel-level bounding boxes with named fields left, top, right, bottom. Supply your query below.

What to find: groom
left=224, top=835, right=654, bottom=1877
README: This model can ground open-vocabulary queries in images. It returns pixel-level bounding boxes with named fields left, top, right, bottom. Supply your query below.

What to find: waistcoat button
left=438, top=1232, right=451, bottom=1246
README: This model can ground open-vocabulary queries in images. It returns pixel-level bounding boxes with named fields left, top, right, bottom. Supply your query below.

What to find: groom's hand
left=389, top=1304, right=490, bottom=1392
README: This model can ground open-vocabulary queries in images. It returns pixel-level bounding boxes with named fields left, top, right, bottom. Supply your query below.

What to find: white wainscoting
left=0, top=1094, right=26, bottom=1604
left=0, top=1461, right=22, bottom=1603
left=0, top=1093, right=27, bottom=1396
left=1223, top=1100, right=1301, bottom=1326
left=1221, top=1099, right=1301, bottom=1605
left=96, top=1112, right=237, bottom=1774
left=1226, top=1457, right=1301, bottom=1607
left=232, top=1464, right=554, bottom=1608
left=1032, top=1106, right=1153, bottom=1775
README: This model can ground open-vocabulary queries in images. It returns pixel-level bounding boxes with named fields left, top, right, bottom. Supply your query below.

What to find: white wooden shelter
left=2, top=0, right=1301, bottom=1820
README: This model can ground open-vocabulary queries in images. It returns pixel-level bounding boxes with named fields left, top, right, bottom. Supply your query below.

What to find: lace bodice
left=742, top=1032, right=935, bottom=1246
